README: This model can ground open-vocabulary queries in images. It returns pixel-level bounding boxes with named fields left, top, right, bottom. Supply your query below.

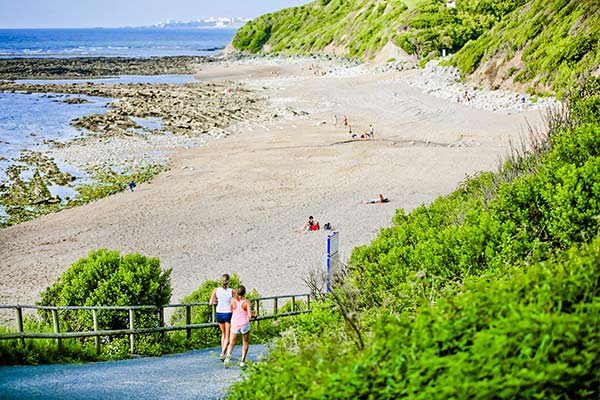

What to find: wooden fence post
left=211, top=304, right=216, bottom=323
left=255, top=300, right=260, bottom=330
left=92, top=309, right=100, bottom=354
left=291, top=296, right=296, bottom=313
left=15, top=307, right=24, bottom=346
left=51, top=309, right=61, bottom=349
left=158, top=306, right=165, bottom=339
left=307, top=294, right=311, bottom=311
left=128, top=308, right=135, bottom=354
left=185, top=305, right=192, bottom=340
left=273, top=298, right=278, bottom=316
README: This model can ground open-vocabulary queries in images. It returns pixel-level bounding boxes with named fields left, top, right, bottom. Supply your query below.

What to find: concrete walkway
left=0, top=345, right=265, bottom=400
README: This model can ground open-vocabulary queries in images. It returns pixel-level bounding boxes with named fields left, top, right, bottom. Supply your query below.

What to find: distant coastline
left=0, top=27, right=237, bottom=58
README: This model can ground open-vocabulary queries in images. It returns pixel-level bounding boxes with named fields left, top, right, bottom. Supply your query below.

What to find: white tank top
left=215, top=287, right=233, bottom=313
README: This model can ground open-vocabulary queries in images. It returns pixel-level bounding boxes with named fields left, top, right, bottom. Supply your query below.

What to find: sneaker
left=219, top=353, right=225, bottom=361
left=224, top=356, right=231, bottom=368
left=239, top=361, right=246, bottom=368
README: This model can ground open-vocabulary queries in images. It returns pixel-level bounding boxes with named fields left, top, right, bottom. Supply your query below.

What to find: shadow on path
left=0, top=345, right=266, bottom=400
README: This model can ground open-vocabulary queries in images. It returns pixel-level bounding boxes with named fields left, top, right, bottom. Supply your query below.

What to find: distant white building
left=446, top=0, right=456, bottom=8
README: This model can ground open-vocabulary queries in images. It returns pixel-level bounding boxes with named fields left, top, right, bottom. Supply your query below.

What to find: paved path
left=0, top=345, right=265, bottom=400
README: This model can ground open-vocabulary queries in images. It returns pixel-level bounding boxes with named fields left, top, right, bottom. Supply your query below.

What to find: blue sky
left=0, top=0, right=310, bottom=28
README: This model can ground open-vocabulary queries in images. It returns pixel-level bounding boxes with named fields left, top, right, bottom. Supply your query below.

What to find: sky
left=0, top=0, right=310, bottom=29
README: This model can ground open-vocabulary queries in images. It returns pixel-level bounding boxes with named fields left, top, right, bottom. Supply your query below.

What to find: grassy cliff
left=451, top=0, right=600, bottom=94
left=233, top=0, right=599, bottom=94
left=232, top=0, right=412, bottom=58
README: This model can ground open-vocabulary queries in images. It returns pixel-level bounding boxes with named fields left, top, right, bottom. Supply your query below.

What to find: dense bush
left=451, top=0, right=600, bottom=94
left=228, top=80, right=600, bottom=398
left=39, top=249, right=172, bottom=332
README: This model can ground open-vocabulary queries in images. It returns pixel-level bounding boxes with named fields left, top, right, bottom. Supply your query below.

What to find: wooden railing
left=0, top=293, right=311, bottom=354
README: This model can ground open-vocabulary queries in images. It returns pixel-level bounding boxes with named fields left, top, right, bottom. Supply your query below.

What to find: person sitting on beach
left=304, top=216, right=320, bottom=231
left=365, top=194, right=389, bottom=204
left=349, top=126, right=357, bottom=139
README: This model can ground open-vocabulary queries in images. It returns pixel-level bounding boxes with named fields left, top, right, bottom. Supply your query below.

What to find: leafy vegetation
left=232, top=0, right=410, bottom=59
left=39, top=249, right=172, bottom=332
left=0, top=251, right=306, bottom=365
left=233, top=0, right=599, bottom=94
left=451, top=0, right=600, bottom=94
left=231, top=0, right=527, bottom=60
left=227, top=78, right=600, bottom=398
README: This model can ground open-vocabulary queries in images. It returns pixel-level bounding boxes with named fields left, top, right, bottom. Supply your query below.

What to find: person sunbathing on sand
left=365, top=194, right=389, bottom=204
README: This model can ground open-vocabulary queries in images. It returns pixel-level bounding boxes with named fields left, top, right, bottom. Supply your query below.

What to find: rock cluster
left=403, top=60, right=561, bottom=113
left=0, top=56, right=215, bottom=80
left=0, top=81, right=268, bottom=138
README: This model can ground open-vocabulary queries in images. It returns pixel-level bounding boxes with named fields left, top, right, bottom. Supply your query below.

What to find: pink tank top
left=231, top=298, right=250, bottom=328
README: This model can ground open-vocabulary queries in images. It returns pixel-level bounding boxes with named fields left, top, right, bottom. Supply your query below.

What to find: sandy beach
left=0, top=58, right=554, bottom=320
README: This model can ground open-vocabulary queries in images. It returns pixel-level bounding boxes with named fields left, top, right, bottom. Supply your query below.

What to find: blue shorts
left=216, top=312, right=232, bottom=324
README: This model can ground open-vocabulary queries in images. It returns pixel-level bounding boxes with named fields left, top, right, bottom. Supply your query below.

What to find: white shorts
left=232, top=323, right=251, bottom=335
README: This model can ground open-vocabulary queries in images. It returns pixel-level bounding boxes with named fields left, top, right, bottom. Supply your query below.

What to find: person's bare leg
left=241, top=332, right=249, bottom=362
left=218, top=323, right=226, bottom=355
left=222, top=322, right=231, bottom=354
left=227, top=332, right=238, bottom=356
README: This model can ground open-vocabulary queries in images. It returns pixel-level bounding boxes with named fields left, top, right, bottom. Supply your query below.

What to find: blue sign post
left=326, top=231, right=340, bottom=293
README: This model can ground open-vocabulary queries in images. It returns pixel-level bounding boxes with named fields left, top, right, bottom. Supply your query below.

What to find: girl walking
left=209, top=274, right=235, bottom=360
left=224, top=285, right=253, bottom=368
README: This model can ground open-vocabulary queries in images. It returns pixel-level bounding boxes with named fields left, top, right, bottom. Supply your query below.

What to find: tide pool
left=0, top=92, right=111, bottom=181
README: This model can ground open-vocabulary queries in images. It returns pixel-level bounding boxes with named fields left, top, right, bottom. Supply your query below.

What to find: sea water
left=0, top=27, right=237, bottom=181
left=0, top=27, right=237, bottom=57
left=0, top=28, right=237, bottom=224
left=0, top=92, right=112, bottom=181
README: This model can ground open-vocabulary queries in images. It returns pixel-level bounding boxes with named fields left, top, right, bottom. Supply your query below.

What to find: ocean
left=0, top=27, right=238, bottom=219
left=0, top=27, right=237, bottom=57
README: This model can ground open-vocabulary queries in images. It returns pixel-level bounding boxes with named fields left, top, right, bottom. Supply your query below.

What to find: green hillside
left=231, top=0, right=529, bottom=59
left=451, top=0, right=600, bottom=94
left=233, top=0, right=599, bottom=93
left=232, top=0, right=411, bottom=58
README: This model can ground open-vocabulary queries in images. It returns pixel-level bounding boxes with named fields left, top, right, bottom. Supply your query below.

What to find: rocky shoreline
left=0, top=75, right=273, bottom=227
left=0, top=56, right=217, bottom=80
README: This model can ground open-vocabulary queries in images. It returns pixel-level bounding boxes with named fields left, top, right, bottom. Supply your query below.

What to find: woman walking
left=224, top=285, right=253, bottom=368
left=209, top=274, right=235, bottom=360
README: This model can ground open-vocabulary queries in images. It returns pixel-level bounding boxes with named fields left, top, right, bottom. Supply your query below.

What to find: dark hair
left=237, top=285, right=246, bottom=297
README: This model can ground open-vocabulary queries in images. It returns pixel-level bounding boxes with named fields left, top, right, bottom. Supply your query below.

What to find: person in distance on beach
left=365, top=194, right=389, bottom=204
left=224, top=285, right=253, bottom=368
left=210, top=274, right=236, bottom=360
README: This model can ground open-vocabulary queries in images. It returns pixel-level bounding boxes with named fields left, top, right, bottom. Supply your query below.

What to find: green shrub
left=227, top=67, right=600, bottom=400
left=39, top=249, right=172, bottom=333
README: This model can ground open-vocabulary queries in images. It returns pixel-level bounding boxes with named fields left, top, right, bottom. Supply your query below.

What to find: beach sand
left=0, top=59, right=550, bottom=320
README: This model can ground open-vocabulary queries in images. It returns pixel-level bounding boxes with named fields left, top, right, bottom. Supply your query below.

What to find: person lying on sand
left=365, top=194, right=389, bottom=204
